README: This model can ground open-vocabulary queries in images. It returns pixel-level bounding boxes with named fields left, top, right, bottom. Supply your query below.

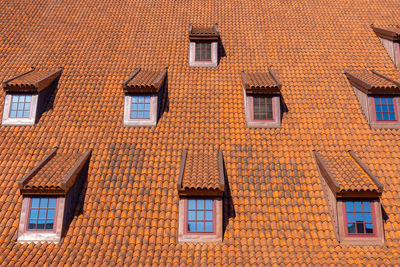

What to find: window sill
left=17, top=232, right=60, bottom=243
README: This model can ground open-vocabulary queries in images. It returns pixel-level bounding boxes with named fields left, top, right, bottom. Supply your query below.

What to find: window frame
left=25, top=197, right=59, bottom=233
left=2, top=93, right=38, bottom=126
left=129, top=95, right=152, bottom=121
left=189, top=41, right=218, bottom=67
left=250, top=95, right=275, bottom=122
left=123, top=93, right=158, bottom=126
left=243, top=90, right=281, bottom=128
left=184, top=198, right=216, bottom=235
left=342, top=200, right=377, bottom=238
left=372, top=96, right=398, bottom=122
left=195, top=42, right=212, bottom=62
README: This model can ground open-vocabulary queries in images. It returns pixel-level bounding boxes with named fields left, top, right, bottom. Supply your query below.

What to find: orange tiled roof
left=178, top=150, right=224, bottom=195
left=345, top=70, right=400, bottom=94
left=242, top=68, right=282, bottom=94
left=123, top=67, right=167, bottom=93
left=18, top=148, right=91, bottom=193
left=2, top=68, right=62, bottom=93
left=1, top=0, right=400, bottom=265
left=315, top=151, right=383, bottom=193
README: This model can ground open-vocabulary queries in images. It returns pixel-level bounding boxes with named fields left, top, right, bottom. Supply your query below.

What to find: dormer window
left=189, top=24, right=219, bottom=67
left=241, top=68, right=283, bottom=127
left=345, top=70, right=400, bottom=128
left=314, top=150, right=384, bottom=245
left=371, top=25, right=400, bottom=68
left=2, top=68, right=62, bottom=125
left=17, top=148, right=91, bottom=242
left=122, top=67, right=167, bottom=126
left=177, top=150, right=225, bottom=242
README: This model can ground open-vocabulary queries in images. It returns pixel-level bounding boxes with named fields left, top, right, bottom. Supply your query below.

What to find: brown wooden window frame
left=343, top=200, right=377, bottom=237
left=25, top=197, right=59, bottom=233
left=184, top=198, right=216, bottom=235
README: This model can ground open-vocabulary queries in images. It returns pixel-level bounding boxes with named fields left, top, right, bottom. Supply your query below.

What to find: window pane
left=205, top=211, right=213, bottom=221
left=188, top=200, right=196, bottom=210
left=28, top=220, right=36, bottom=229
left=390, top=113, right=396, bottom=120
left=355, top=213, right=363, bottom=222
left=31, top=199, right=40, bottom=208
left=38, top=209, right=47, bottom=219
left=17, top=110, right=23, bottom=117
left=144, top=111, right=150, bottom=119
left=364, top=213, right=372, bottom=223
left=188, top=210, right=196, bottom=221
left=347, top=223, right=356, bottom=233
left=363, top=202, right=371, bottom=211
left=365, top=224, right=374, bottom=233
left=137, top=111, right=143, bottom=118
left=48, top=198, right=57, bottom=208
left=29, top=209, right=38, bottom=219
left=196, top=200, right=204, bottom=210
left=347, top=213, right=355, bottom=223
left=9, top=110, right=17, bottom=118
left=354, top=202, right=362, bottom=212
left=145, top=96, right=151, bottom=103
left=345, top=202, right=353, bottom=212
left=40, top=198, right=48, bottom=208
left=37, top=220, right=46, bottom=229
left=187, top=222, right=196, bottom=232
left=130, top=111, right=137, bottom=119
left=356, top=223, right=365, bottom=233
left=383, top=113, right=389, bottom=120
left=205, top=200, right=213, bottom=210
left=205, top=222, right=213, bottom=232
left=131, top=96, right=138, bottom=103
left=47, top=209, right=55, bottom=219
left=196, top=222, right=204, bottom=232
left=25, top=95, right=32, bottom=102
left=45, top=220, right=54, bottom=230
left=196, top=211, right=204, bottom=220
left=376, top=113, right=383, bottom=120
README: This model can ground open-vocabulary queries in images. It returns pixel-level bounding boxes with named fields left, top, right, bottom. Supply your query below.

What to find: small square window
left=186, top=199, right=215, bottom=233
left=130, top=96, right=151, bottom=119
left=9, top=95, right=32, bottom=118
left=253, top=95, right=274, bottom=121
left=374, top=97, right=397, bottom=121
left=195, top=42, right=212, bottom=62
left=27, top=197, right=57, bottom=231
left=344, top=201, right=376, bottom=236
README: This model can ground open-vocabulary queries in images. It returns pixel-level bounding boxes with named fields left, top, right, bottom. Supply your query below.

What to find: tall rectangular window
left=28, top=198, right=57, bottom=230
left=195, top=42, right=212, bottom=61
left=374, top=97, right=396, bottom=121
left=344, top=201, right=375, bottom=235
left=253, top=96, right=273, bottom=120
left=130, top=96, right=151, bottom=119
left=9, top=95, right=32, bottom=118
left=187, top=199, right=214, bottom=233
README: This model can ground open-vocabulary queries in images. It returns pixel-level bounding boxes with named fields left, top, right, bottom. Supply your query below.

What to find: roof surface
left=242, top=70, right=281, bottom=93
left=1, top=0, right=400, bottom=265
left=317, top=151, right=379, bottom=192
left=3, top=68, right=62, bottom=92
left=123, top=67, right=167, bottom=93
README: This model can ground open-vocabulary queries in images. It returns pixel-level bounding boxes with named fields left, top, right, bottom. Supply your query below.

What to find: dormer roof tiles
left=241, top=68, right=282, bottom=94
left=2, top=68, right=62, bottom=93
left=345, top=70, right=400, bottom=94
left=123, top=67, right=167, bottom=93
left=177, top=150, right=224, bottom=196
left=189, top=24, right=219, bottom=41
left=18, top=148, right=91, bottom=194
left=372, top=25, right=400, bottom=41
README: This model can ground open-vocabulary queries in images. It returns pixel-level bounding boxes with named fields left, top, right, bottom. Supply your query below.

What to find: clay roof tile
left=123, top=67, right=167, bottom=94
left=242, top=68, right=282, bottom=94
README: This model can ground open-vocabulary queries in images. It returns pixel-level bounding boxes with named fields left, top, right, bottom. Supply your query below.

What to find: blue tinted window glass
left=355, top=213, right=363, bottom=222
left=187, top=222, right=196, bottom=232
left=28, top=220, right=36, bottom=229
left=29, top=209, right=38, bottom=219
left=130, top=111, right=137, bottom=119
left=196, top=211, right=204, bottom=220
left=40, top=198, right=48, bottom=208
left=145, top=96, right=151, bottom=103
left=354, top=202, right=362, bottom=212
left=38, top=210, right=47, bottom=219
left=196, top=200, right=204, bottom=210
left=10, top=95, right=32, bottom=118
left=345, top=202, right=353, bottom=212
left=388, top=97, right=394, bottom=104
left=348, top=223, right=356, bottom=233
left=47, top=209, right=55, bottom=219
left=376, top=113, right=383, bottom=120
left=131, top=96, right=138, bottom=103
left=137, top=111, right=143, bottom=118
left=347, top=213, right=355, bottom=223
left=205, top=200, right=213, bottom=210
left=375, top=97, right=396, bottom=121
left=364, top=213, right=372, bottom=223
left=17, top=110, right=23, bottom=117
left=205, top=222, right=213, bottom=232
left=37, top=220, right=45, bottom=229
left=188, top=210, right=196, bottom=221
left=383, top=113, right=389, bottom=120
left=382, top=105, right=388, bottom=112
left=48, top=198, right=56, bottom=208
left=390, top=113, right=396, bottom=120
left=144, top=111, right=150, bottom=119
left=365, top=224, right=373, bottom=233
left=31, top=199, right=40, bottom=208
left=196, top=222, right=204, bottom=232
left=363, top=202, right=371, bottom=212
left=205, top=211, right=213, bottom=221
left=188, top=200, right=196, bottom=210
left=375, top=105, right=381, bottom=112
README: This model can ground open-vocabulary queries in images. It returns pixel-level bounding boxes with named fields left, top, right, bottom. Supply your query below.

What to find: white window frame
left=123, top=94, right=158, bottom=126
left=2, top=94, right=38, bottom=126
left=189, top=41, right=218, bottom=67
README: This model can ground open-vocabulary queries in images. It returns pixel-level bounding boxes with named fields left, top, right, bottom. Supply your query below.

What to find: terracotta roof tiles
left=189, top=24, right=219, bottom=40
left=345, top=70, right=400, bottom=94
left=372, top=25, right=400, bottom=41
left=241, top=68, right=282, bottom=94
left=123, top=67, right=167, bottom=93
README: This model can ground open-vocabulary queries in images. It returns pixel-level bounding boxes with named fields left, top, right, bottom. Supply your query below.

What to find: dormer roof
left=123, top=67, right=167, bottom=94
left=189, top=24, right=219, bottom=41
left=345, top=70, right=400, bottom=94
left=2, top=68, right=62, bottom=93
left=241, top=68, right=282, bottom=94
left=18, top=148, right=91, bottom=194
left=371, top=25, right=400, bottom=41
left=177, top=150, right=225, bottom=196
left=314, top=150, right=383, bottom=197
